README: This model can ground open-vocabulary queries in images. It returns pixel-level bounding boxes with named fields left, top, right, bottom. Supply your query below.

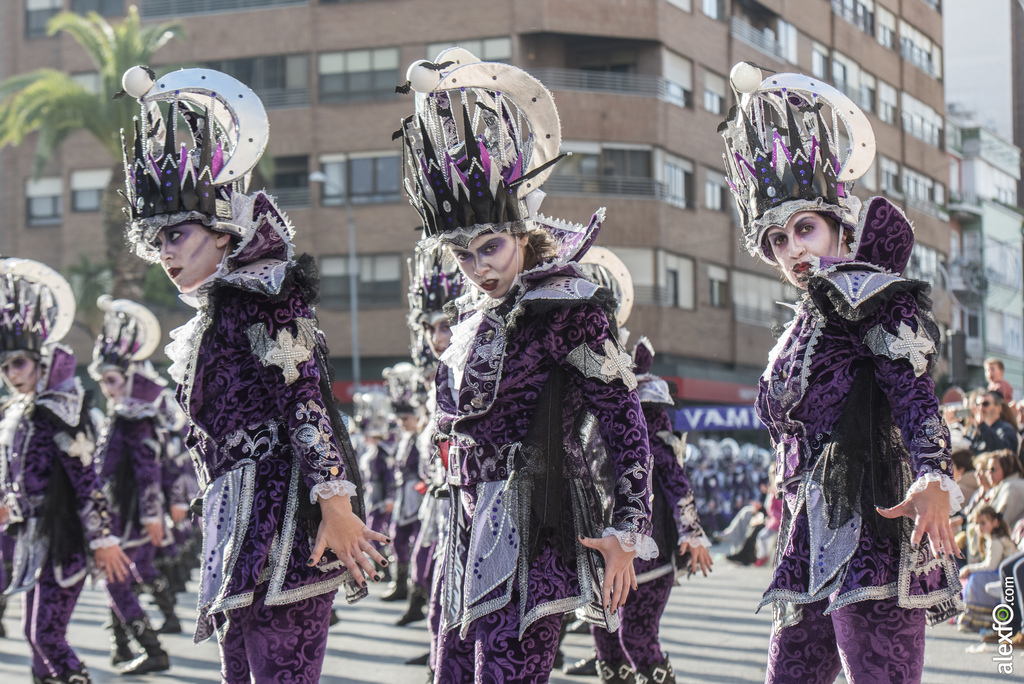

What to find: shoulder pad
left=218, top=258, right=290, bottom=297
left=809, top=262, right=916, bottom=321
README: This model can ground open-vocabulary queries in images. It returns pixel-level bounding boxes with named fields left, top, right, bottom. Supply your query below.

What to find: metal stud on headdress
left=720, top=63, right=876, bottom=262
left=0, top=258, right=75, bottom=363
left=88, top=295, right=161, bottom=380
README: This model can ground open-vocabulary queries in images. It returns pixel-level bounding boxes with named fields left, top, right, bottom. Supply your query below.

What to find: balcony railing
left=528, top=68, right=692, bottom=108
left=733, top=304, right=790, bottom=329
left=254, top=87, right=311, bottom=109
left=900, top=41, right=940, bottom=78
left=270, top=187, right=311, bottom=208
left=140, top=0, right=307, bottom=17
left=634, top=285, right=677, bottom=307
left=730, top=16, right=786, bottom=63
left=545, top=174, right=667, bottom=200
left=831, top=0, right=875, bottom=36
left=903, top=196, right=949, bottom=221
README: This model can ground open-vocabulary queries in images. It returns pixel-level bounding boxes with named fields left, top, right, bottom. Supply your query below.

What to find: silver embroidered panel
left=245, top=317, right=317, bottom=385
left=864, top=319, right=935, bottom=377
left=824, top=269, right=904, bottom=311
left=565, top=340, right=638, bottom=391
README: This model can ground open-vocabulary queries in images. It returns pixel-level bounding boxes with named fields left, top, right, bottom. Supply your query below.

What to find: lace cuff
left=906, top=471, right=964, bottom=515
left=89, top=535, right=121, bottom=550
left=139, top=516, right=162, bottom=526
left=171, top=503, right=190, bottom=512
left=310, top=479, right=358, bottom=504
left=678, top=530, right=712, bottom=549
left=602, top=527, right=659, bottom=560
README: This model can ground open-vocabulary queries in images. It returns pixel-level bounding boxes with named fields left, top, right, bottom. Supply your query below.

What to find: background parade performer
left=0, top=258, right=131, bottom=684
left=118, top=65, right=386, bottom=682
left=89, top=295, right=171, bottom=674
left=397, top=50, right=656, bottom=682
left=719, top=62, right=964, bottom=683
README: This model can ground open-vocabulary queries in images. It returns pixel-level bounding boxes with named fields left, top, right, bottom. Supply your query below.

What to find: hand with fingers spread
left=680, top=541, right=713, bottom=577
left=579, top=534, right=637, bottom=612
left=94, top=544, right=132, bottom=583
left=876, top=479, right=960, bottom=559
left=308, top=492, right=390, bottom=588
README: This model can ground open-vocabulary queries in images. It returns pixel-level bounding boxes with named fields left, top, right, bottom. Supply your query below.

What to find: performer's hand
left=170, top=505, right=188, bottom=525
left=679, top=541, right=713, bottom=577
left=145, top=520, right=164, bottom=547
left=95, top=544, right=131, bottom=583
left=0, top=505, right=8, bottom=525
left=579, top=534, right=637, bottom=612
left=876, top=479, right=961, bottom=559
left=310, top=493, right=390, bottom=587
left=959, top=566, right=972, bottom=579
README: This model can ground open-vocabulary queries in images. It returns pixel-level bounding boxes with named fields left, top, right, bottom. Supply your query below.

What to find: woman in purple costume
left=397, top=50, right=657, bottom=683
left=0, top=258, right=131, bottom=684
left=720, top=63, right=964, bottom=683
left=89, top=296, right=172, bottom=674
left=118, top=66, right=387, bottom=682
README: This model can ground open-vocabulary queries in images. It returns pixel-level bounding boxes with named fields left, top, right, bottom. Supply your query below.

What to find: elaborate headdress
left=407, top=244, right=464, bottom=327
left=0, top=258, right=75, bottom=364
left=353, top=387, right=391, bottom=438
left=719, top=63, right=876, bottom=262
left=88, top=295, right=161, bottom=380
left=577, top=247, right=634, bottom=334
left=119, top=66, right=294, bottom=266
left=398, top=49, right=601, bottom=250
left=382, top=361, right=426, bottom=415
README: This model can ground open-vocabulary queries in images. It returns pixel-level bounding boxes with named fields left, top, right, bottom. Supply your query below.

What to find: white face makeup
left=427, top=319, right=452, bottom=356
left=1, top=354, right=39, bottom=395
left=154, top=221, right=233, bottom=293
left=765, top=211, right=845, bottom=289
left=100, top=369, right=128, bottom=403
left=449, top=232, right=529, bottom=299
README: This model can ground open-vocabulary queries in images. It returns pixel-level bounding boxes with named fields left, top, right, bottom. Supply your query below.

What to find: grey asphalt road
left=0, top=549, right=1014, bottom=682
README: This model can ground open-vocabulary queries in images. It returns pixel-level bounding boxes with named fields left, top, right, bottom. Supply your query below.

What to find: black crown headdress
left=88, top=296, right=161, bottom=380
left=0, top=258, right=75, bottom=362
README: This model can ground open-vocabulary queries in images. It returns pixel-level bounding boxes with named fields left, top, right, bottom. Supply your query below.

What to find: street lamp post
left=309, top=169, right=360, bottom=393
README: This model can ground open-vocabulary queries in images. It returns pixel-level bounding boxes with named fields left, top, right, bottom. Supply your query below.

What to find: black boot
left=33, top=665, right=92, bottom=683
left=405, top=651, right=430, bottom=665
left=597, top=659, right=635, bottom=684
left=564, top=654, right=598, bottom=676
left=381, top=562, right=409, bottom=602
left=396, top=584, right=428, bottom=625
left=110, top=613, right=135, bottom=666
left=119, top=617, right=170, bottom=675
left=151, top=576, right=183, bottom=634
left=634, top=656, right=675, bottom=684
left=329, top=608, right=340, bottom=626
left=0, top=594, right=6, bottom=638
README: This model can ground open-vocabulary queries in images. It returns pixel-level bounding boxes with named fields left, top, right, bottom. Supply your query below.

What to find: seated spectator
left=982, top=450, right=1024, bottom=529
left=968, top=391, right=1020, bottom=456
left=959, top=506, right=1016, bottom=632
left=953, top=447, right=979, bottom=505
left=986, top=357, right=1014, bottom=403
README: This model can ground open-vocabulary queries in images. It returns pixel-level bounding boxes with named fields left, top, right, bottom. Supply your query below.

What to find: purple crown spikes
left=719, top=64, right=876, bottom=262
left=88, top=296, right=161, bottom=380
left=0, top=258, right=76, bottom=361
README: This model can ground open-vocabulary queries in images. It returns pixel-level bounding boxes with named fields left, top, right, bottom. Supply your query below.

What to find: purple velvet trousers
left=214, top=583, right=335, bottom=683
left=764, top=597, right=926, bottom=684
left=23, top=562, right=85, bottom=678
left=593, top=568, right=675, bottom=671
left=105, top=542, right=156, bottom=624
left=435, top=590, right=563, bottom=683
left=411, top=536, right=435, bottom=592
left=391, top=519, right=420, bottom=565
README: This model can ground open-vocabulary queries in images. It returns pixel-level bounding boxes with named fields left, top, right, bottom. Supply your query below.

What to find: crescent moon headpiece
left=120, top=67, right=292, bottom=266
left=719, top=63, right=877, bottom=263
left=0, top=258, right=76, bottom=363
left=396, top=49, right=576, bottom=249
left=88, top=295, right=162, bottom=380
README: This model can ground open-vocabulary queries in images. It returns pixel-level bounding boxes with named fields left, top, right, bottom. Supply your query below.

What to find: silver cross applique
left=566, top=338, right=638, bottom=390
left=245, top=317, right=319, bottom=386
left=55, top=431, right=95, bottom=466
left=864, top=319, right=935, bottom=377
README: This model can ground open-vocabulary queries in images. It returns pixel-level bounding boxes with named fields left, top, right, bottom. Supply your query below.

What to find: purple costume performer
left=0, top=259, right=122, bottom=684
left=355, top=389, right=396, bottom=540
left=119, top=66, right=368, bottom=682
left=397, top=51, right=657, bottom=683
left=89, top=296, right=171, bottom=673
left=719, top=64, right=964, bottom=683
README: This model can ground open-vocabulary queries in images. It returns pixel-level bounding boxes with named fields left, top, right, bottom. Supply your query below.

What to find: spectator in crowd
left=967, top=391, right=1020, bottom=456
left=982, top=450, right=1024, bottom=528
left=958, top=506, right=1016, bottom=632
left=952, top=448, right=980, bottom=515
left=985, top=358, right=1014, bottom=403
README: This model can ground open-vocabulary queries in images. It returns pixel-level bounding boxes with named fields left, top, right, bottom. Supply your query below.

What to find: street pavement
left=0, top=547, right=1016, bottom=682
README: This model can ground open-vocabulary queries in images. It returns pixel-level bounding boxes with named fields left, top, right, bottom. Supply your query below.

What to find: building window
left=859, top=72, right=876, bottom=114
left=662, top=49, right=693, bottom=108
left=26, top=177, right=62, bottom=226
left=985, top=236, right=1024, bottom=289
left=880, top=157, right=900, bottom=194
left=663, top=155, right=694, bottom=209
left=832, top=0, right=876, bottom=36
left=703, top=71, right=725, bottom=115
left=320, top=253, right=403, bottom=310
left=702, top=0, right=724, bottom=21
left=704, top=169, right=728, bottom=211
left=319, top=153, right=400, bottom=205
left=860, top=159, right=878, bottom=192
left=878, top=81, right=897, bottom=124
left=902, top=167, right=940, bottom=204
left=70, top=169, right=111, bottom=213
left=1005, top=314, right=1024, bottom=358
left=26, top=0, right=61, bottom=38
left=318, top=47, right=399, bottom=103
left=708, top=264, right=728, bottom=308
left=899, top=20, right=942, bottom=78
left=206, top=54, right=310, bottom=108
left=732, top=270, right=798, bottom=327
left=272, top=155, right=310, bottom=207
left=427, top=36, right=511, bottom=62
left=70, top=0, right=124, bottom=15
left=666, top=0, right=692, bottom=10
left=900, top=92, right=943, bottom=148
left=661, top=250, right=695, bottom=309
left=811, top=43, right=830, bottom=80
left=905, top=243, right=941, bottom=283
left=876, top=6, right=896, bottom=49
left=777, top=20, right=798, bottom=64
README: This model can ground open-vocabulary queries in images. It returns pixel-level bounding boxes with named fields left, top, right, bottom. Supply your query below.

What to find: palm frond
left=46, top=12, right=112, bottom=73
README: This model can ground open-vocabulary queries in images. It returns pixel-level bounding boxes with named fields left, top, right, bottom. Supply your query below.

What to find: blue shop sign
left=673, top=405, right=766, bottom=432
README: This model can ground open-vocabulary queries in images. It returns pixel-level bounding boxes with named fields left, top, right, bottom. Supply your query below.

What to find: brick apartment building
left=0, top=0, right=951, bottom=404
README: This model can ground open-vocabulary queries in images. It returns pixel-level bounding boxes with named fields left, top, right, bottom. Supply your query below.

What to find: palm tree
left=0, top=7, right=185, bottom=301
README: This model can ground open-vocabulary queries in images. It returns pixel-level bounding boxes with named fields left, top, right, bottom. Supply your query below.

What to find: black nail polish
left=307, top=558, right=315, bottom=566
left=361, top=581, right=367, bottom=588
left=381, top=559, right=389, bottom=567
left=374, top=574, right=381, bottom=582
